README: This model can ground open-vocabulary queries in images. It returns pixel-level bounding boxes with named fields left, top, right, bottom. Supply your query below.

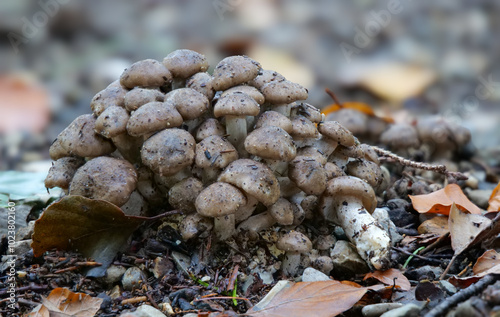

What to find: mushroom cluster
left=45, top=49, right=393, bottom=275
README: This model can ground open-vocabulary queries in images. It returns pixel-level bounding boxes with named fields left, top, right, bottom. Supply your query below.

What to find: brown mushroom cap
left=124, top=88, right=164, bottom=112
left=165, top=88, right=209, bottom=120
left=318, top=121, right=355, bottom=147
left=290, top=115, right=318, bottom=140
left=195, top=135, right=238, bottom=169
left=291, top=103, right=323, bottom=123
left=346, top=159, right=383, bottom=189
left=127, top=101, right=183, bottom=137
left=213, top=92, right=260, bottom=118
left=58, top=114, right=116, bottom=158
left=120, top=59, right=172, bottom=89
left=44, top=157, right=85, bottom=190
left=168, top=177, right=204, bottom=214
left=244, top=126, right=296, bottom=161
left=90, top=80, right=128, bottom=116
left=254, top=111, right=293, bottom=134
left=296, top=146, right=328, bottom=165
left=186, top=72, right=215, bottom=100
left=261, top=80, right=308, bottom=104
left=162, top=49, right=209, bottom=79
left=195, top=182, right=247, bottom=217
left=49, top=137, right=72, bottom=160
left=195, top=118, right=226, bottom=142
left=359, top=144, right=380, bottom=165
left=380, top=123, right=420, bottom=149
left=221, top=85, right=265, bottom=104
left=141, top=128, right=196, bottom=176
left=325, top=108, right=368, bottom=136
left=179, top=213, right=213, bottom=241
left=276, top=231, right=312, bottom=253
left=69, top=156, right=137, bottom=206
left=95, top=106, right=130, bottom=138
left=268, top=198, right=294, bottom=226
left=288, top=156, right=327, bottom=195
left=248, top=69, right=286, bottom=89
left=212, top=55, right=262, bottom=91
left=218, top=159, right=280, bottom=206
left=323, top=176, right=377, bottom=214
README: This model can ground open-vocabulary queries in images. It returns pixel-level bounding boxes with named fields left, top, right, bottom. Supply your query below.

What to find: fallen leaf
left=488, top=181, right=500, bottom=212
left=473, top=249, right=500, bottom=276
left=449, top=203, right=491, bottom=256
left=363, top=268, right=411, bottom=291
left=418, top=216, right=449, bottom=235
left=32, top=195, right=150, bottom=277
left=415, top=281, right=445, bottom=301
left=28, top=288, right=103, bottom=317
left=409, top=184, right=482, bottom=215
left=246, top=280, right=371, bottom=317
left=358, top=63, right=436, bottom=103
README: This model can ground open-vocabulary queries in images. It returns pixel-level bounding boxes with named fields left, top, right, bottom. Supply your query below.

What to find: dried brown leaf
left=417, top=216, right=449, bottom=235
left=409, top=184, right=482, bottom=215
left=32, top=195, right=148, bottom=276
left=473, top=249, right=500, bottom=276
left=246, top=280, right=370, bottom=317
left=363, top=268, right=411, bottom=291
left=449, top=203, right=491, bottom=255
left=28, top=288, right=102, bottom=317
left=488, top=181, right=500, bottom=212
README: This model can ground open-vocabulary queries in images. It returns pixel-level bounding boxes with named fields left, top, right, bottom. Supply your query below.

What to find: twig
left=325, top=88, right=343, bottom=106
left=424, top=274, right=499, bottom=317
left=227, top=265, right=239, bottom=292
left=121, top=296, right=148, bottom=305
left=194, top=296, right=252, bottom=305
left=372, top=146, right=468, bottom=181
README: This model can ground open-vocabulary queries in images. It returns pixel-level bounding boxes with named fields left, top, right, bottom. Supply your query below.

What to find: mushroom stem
left=201, top=166, right=220, bottom=185
left=273, top=103, right=292, bottom=117
left=234, top=195, right=258, bottom=223
left=312, top=137, right=338, bottom=158
left=214, top=214, right=236, bottom=241
left=282, top=251, right=301, bottom=276
left=264, top=159, right=289, bottom=175
left=158, top=168, right=192, bottom=188
left=328, top=151, right=349, bottom=170
left=332, top=198, right=391, bottom=270
left=237, top=211, right=276, bottom=240
left=225, top=115, right=248, bottom=155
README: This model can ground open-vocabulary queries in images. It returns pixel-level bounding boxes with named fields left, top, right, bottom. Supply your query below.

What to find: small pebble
left=362, top=303, right=404, bottom=317
left=302, top=267, right=331, bottom=282
left=380, top=303, right=421, bottom=317
left=104, top=265, right=127, bottom=285
left=122, top=267, right=145, bottom=291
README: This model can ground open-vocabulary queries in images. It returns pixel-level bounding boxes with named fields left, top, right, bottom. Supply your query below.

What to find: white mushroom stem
left=273, top=103, right=292, bottom=117
left=328, top=151, right=350, bottom=170
left=264, top=159, right=289, bottom=176
left=282, top=251, right=301, bottom=276
left=329, top=198, right=391, bottom=270
left=225, top=115, right=248, bottom=155
left=214, top=214, right=236, bottom=241
left=234, top=195, right=258, bottom=223
left=237, top=211, right=276, bottom=240
left=312, top=137, right=338, bottom=158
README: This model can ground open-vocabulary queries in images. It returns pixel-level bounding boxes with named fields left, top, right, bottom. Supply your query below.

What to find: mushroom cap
left=221, top=85, right=265, bottom=104
left=69, top=156, right=137, bottom=206
left=325, top=108, right=368, bottom=136
left=195, top=118, right=226, bottom=142
left=44, top=157, right=85, bottom=190
left=334, top=144, right=364, bottom=159
left=141, top=128, right=196, bottom=176
left=186, top=72, right=215, bottom=100
left=290, top=115, right=318, bottom=139
left=127, top=101, right=183, bottom=137
left=276, top=231, right=312, bottom=253
left=318, top=121, right=355, bottom=147
left=324, top=162, right=345, bottom=180
left=49, top=137, right=72, bottom=160
left=95, top=106, right=130, bottom=138
left=212, top=55, right=262, bottom=91
left=162, top=49, right=209, bottom=79
left=120, top=59, right=173, bottom=89
left=244, top=126, right=296, bottom=161
left=124, top=87, right=164, bottom=112
left=417, top=116, right=471, bottom=148
left=346, top=159, right=383, bottom=189
left=213, top=92, right=260, bottom=118
left=315, top=235, right=337, bottom=251
left=179, top=213, right=213, bottom=241
left=323, top=176, right=377, bottom=214
left=296, top=146, right=327, bottom=165
left=291, top=103, right=323, bottom=123
left=288, top=156, right=327, bottom=195
left=195, top=182, right=247, bottom=217
left=90, top=80, right=128, bottom=116
left=165, top=88, right=209, bottom=120
left=268, top=198, right=294, bottom=226
left=218, top=159, right=280, bottom=206
left=261, top=80, right=308, bottom=104
left=254, top=111, right=293, bottom=134
left=248, top=69, right=286, bottom=89
left=359, top=144, right=380, bottom=165
left=58, top=114, right=116, bottom=158
left=380, top=123, right=420, bottom=149
left=168, top=177, right=204, bottom=214
left=195, top=135, right=238, bottom=169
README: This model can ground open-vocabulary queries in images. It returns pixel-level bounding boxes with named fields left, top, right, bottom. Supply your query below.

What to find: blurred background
left=0, top=0, right=499, bottom=171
